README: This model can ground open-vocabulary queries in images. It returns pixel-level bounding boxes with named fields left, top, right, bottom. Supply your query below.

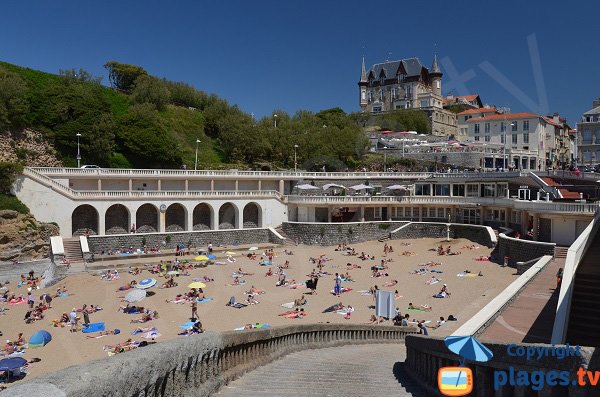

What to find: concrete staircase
left=554, top=246, right=568, bottom=259
left=274, top=226, right=297, bottom=246
left=566, top=231, right=600, bottom=346
left=216, top=344, right=425, bottom=397
left=62, top=237, right=84, bottom=263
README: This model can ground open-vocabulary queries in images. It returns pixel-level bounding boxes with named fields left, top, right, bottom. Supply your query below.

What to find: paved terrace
left=479, top=257, right=564, bottom=344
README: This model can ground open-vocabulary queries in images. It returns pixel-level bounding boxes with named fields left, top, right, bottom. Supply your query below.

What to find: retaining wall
left=87, top=228, right=284, bottom=255
left=390, top=222, right=496, bottom=248
left=4, top=324, right=416, bottom=397
left=281, top=221, right=408, bottom=245
left=498, top=233, right=555, bottom=268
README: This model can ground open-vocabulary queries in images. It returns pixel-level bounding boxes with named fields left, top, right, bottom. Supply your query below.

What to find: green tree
left=0, top=162, right=24, bottom=193
left=0, top=67, right=29, bottom=131
left=104, top=61, right=147, bottom=92
left=131, top=75, right=171, bottom=110
left=59, top=68, right=103, bottom=84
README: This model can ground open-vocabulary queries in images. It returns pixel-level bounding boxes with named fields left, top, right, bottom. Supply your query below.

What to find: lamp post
left=383, top=146, right=387, bottom=172
left=76, top=133, right=82, bottom=168
left=194, top=139, right=201, bottom=171
left=273, top=114, right=278, bottom=128
left=294, top=144, right=299, bottom=172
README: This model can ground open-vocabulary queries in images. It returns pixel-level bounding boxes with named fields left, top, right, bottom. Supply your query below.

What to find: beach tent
left=28, top=330, right=52, bottom=348
left=124, top=289, right=146, bottom=303
left=296, top=183, right=319, bottom=190
left=349, top=184, right=374, bottom=190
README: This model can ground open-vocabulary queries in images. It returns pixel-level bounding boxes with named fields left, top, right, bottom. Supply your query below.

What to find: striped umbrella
left=136, top=278, right=157, bottom=289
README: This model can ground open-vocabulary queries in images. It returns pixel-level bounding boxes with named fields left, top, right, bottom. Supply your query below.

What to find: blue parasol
left=207, top=254, right=217, bottom=259
left=0, top=357, right=27, bottom=371
left=444, top=335, right=493, bottom=365
left=136, top=278, right=157, bottom=289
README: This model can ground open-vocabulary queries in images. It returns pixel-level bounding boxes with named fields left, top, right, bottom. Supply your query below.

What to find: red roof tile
left=458, top=107, right=499, bottom=115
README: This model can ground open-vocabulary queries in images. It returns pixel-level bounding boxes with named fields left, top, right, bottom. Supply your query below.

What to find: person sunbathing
left=408, top=302, right=432, bottom=311
left=248, top=286, right=265, bottom=295
left=342, top=273, right=354, bottom=282
left=131, top=311, right=158, bottom=323
left=245, top=294, right=259, bottom=305
left=280, top=308, right=306, bottom=319
left=346, top=263, right=361, bottom=270
left=160, top=277, right=178, bottom=288
left=236, top=268, right=254, bottom=276
left=129, top=267, right=141, bottom=275
left=364, top=315, right=383, bottom=324
left=86, top=330, right=119, bottom=339
left=402, top=251, right=416, bottom=256
left=265, top=268, right=273, bottom=277
left=426, top=276, right=440, bottom=285
left=383, top=279, right=398, bottom=287
left=294, top=294, right=307, bottom=307
left=116, top=280, right=137, bottom=292
left=133, top=326, right=156, bottom=334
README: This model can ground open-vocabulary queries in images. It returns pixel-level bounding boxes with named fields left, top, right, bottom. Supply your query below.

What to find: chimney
left=593, top=98, right=600, bottom=108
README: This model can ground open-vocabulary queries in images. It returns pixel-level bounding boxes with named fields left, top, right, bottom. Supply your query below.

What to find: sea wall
left=498, top=233, right=555, bottom=268
left=390, top=222, right=496, bottom=248
left=281, top=221, right=408, bottom=245
left=87, top=228, right=284, bottom=255
left=5, top=324, right=416, bottom=397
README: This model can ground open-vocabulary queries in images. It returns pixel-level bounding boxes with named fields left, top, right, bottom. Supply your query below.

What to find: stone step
left=216, top=344, right=424, bottom=397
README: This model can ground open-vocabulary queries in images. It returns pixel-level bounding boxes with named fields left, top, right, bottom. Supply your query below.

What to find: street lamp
left=273, top=114, right=278, bottom=128
left=383, top=146, right=388, bottom=172
left=294, top=144, right=299, bottom=172
left=76, top=133, right=82, bottom=168
left=195, top=139, right=201, bottom=171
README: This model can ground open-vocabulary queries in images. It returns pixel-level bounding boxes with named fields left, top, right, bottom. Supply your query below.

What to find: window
left=523, top=120, right=529, bottom=131
left=474, top=124, right=480, bottom=133
left=466, top=184, right=479, bottom=197
left=436, top=80, right=441, bottom=89
left=437, top=208, right=446, bottom=218
left=380, top=90, right=384, bottom=100
left=452, top=184, right=465, bottom=196
left=372, top=106, right=382, bottom=113
left=368, top=91, right=373, bottom=102
left=511, top=121, right=518, bottom=131
left=421, top=99, right=429, bottom=108
left=380, top=76, right=384, bottom=85
left=374, top=207, right=382, bottom=219
left=485, top=135, right=490, bottom=142
left=595, top=130, right=600, bottom=144
left=434, top=184, right=450, bottom=196
left=497, top=183, right=508, bottom=198
left=500, top=122, right=506, bottom=132
left=415, top=184, right=431, bottom=196
left=361, top=90, right=366, bottom=100
left=484, top=123, right=490, bottom=133
left=474, top=136, right=480, bottom=141
left=500, top=134, right=505, bottom=144
left=583, top=130, right=592, bottom=144
left=523, top=133, right=529, bottom=144
left=483, top=184, right=496, bottom=197
left=512, top=134, right=518, bottom=144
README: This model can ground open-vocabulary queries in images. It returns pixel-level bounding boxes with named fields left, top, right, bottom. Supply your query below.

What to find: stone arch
left=72, top=205, right=99, bottom=236
left=193, top=203, right=213, bottom=230
left=165, top=203, right=186, bottom=232
left=105, top=204, right=130, bottom=234
left=218, top=202, right=239, bottom=230
left=136, top=204, right=158, bottom=233
left=243, top=202, right=262, bottom=228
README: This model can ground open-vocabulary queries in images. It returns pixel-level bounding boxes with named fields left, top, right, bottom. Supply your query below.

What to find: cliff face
left=0, top=129, right=63, bottom=167
left=0, top=210, right=59, bottom=261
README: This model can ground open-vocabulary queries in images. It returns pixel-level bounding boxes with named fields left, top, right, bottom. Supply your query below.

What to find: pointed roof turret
left=431, top=54, right=442, bottom=76
left=360, top=56, right=367, bottom=82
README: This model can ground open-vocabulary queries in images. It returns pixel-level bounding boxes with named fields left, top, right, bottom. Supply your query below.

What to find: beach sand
left=0, top=237, right=517, bottom=385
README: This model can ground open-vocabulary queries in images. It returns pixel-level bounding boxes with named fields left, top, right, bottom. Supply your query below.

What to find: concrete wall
left=498, top=233, right=555, bottom=267
left=87, top=228, right=284, bottom=255
left=390, top=222, right=496, bottom=248
left=282, top=221, right=409, bottom=245
left=4, top=324, right=416, bottom=397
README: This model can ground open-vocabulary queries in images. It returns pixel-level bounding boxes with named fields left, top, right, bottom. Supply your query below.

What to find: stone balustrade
left=404, top=335, right=595, bottom=397
left=4, top=324, right=416, bottom=397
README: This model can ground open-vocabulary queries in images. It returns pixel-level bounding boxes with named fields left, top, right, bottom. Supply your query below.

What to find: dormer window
left=380, top=76, right=385, bottom=86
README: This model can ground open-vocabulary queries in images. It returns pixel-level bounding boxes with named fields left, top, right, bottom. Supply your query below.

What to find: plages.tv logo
left=438, top=336, right=494, bottom=396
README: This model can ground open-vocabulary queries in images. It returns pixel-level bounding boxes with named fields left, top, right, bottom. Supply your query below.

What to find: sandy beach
left=0, top=237, right=517, bottom=386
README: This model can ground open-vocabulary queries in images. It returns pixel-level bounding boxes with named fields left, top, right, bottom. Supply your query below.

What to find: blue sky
left=1, top=1, right=598, bottom=124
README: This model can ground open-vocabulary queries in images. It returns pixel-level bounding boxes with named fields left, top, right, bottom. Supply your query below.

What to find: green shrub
left=378, top=223, right=391, bottom=230
left=0, top=162, right=24, bottom=193
left=0, top=194, right=29, bottom=213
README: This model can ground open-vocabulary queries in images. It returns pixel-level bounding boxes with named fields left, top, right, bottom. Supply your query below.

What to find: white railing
left=551, top=213, right=600, bottom=344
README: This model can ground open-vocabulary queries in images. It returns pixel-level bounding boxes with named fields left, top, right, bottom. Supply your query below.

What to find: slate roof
left=584, top=106, right=600, bottom=116
left=367, top=58, right=426, bottom=79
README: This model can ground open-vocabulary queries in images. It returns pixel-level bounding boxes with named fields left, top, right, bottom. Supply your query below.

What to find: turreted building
left=358, top=55, right=457, bottom=137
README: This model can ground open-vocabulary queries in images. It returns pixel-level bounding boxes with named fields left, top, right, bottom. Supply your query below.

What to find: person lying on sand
left=364, top=315, right=384, bottom=324
left=383, top=279, right=398, bottom=287
left=278, top=308, right=307, bottom=319
left=86, top=330, right=120, bottom=339
left=265, top=268, right=273, bottom=277
left=245, top=294, right=259, bottom=305
left=160, top=277, right=177, bottom=288
left=116, top=281, right=137, bottom=292
left=130, top=311, right=159, bottom=323
left=408, top=303, right=432, bottom=311
left=247, top=286, right=265, bottom=295
left=346, top=263, right=361, bottom=270
left=294, top=294, right=307, bottom=307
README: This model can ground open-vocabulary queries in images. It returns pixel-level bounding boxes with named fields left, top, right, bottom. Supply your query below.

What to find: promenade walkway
left=216, top=344, right=425, bottom=397
left=480, top=257, right=563, bottom=343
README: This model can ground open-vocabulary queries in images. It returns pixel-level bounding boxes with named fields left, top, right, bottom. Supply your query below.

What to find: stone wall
left=281, top=221, right=408, bottom=245
left=4, top=324, right=416, bottom=397
left=384, top=149, right=484, bottom=169
left=498, top=233, right=555, bottom=268
left=87, top=228, right=284, bottom=255
left=390, top=222, right=496, bottom=248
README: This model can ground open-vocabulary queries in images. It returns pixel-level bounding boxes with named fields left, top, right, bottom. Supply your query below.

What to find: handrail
left=4, top=324, right=417, bottom=397
left=551, top=213, right=600, bottom=344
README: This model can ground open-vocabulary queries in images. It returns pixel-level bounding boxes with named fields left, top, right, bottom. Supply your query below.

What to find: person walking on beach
left=82, top=304, right=90, bottom=325
left=69, top=308, right=79, bottom=333
left=334, top=273, right=342, bottom=296
left=191, top=301, right=198, bottom=321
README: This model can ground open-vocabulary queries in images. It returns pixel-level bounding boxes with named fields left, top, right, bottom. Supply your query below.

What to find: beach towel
left=336, top=307, right=355, bottom=315
left=57, top=293, right=73, bottom=297
left=9, top=300, right=27, bottom=305
left=406, top=307, right=428, bottom=312
left=457, top=272, right=478, bottom=278
left=234, top=323, right=271, bottom=331
left=230, top=302, right=247, bottom=309
left=281, top=302, right=295, bottom=309
left=426, top=279, right=439, bottom=285
left=259, top=261, right=272, bottom=266
left=359, top=290, right=372, bottom=296
left=196, top=297, right=213, bottom=303
left=179, top=321, right=196, bottom=329
left=82, top=322, right=105, bottom=333
left=433, top=293, right=448, bottom=298
left=330, top=287, right=352, bottom=295
left=132, top=327, right=157, bottom=335
left=431, top=270, right=443, bottom=274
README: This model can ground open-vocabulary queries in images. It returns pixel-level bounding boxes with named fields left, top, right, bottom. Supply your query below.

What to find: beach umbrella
left=28, top=330, right=52, bottom=348
left=296, top=183, right=319, bottom=190
left=385, top=184, right=410, bottom=190
left=188, top=282, right=207, bottom=289
left=0, top=357, right=27, bottom=371
left=225, top=251, right=237, bottom=255
left=207, top=254, right=217, bottom=259
left=323, top=183, right=345, bottom=190
left=248, top=247, right=259, bottom=251
left=141, top=331, right=162, bottom=339
left=444, top=336, right=493, bottom=364
left=124, top=289, right=146, bottom=303
left=136, top=278, right=157, bottom=289
left=195, top=255, right=209, bottom=261
left=349, top=184, right=374, bottom=190
left=166, top=270, right=180, bottom=276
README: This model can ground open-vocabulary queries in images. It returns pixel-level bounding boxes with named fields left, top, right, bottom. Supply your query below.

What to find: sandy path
left=0, top=237, right=517, bottom=385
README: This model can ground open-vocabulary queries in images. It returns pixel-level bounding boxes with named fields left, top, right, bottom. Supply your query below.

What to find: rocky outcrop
left=0, top=129, right=62, bottom=167
left=0, top=210, right=59, bottom=261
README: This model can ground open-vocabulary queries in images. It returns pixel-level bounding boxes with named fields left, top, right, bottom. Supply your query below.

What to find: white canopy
left=350, top=184, right=374, bottom=190
left=385, top=184, right=411, bottom=190
left=323, top=183, right=345, bottom=190
left=296, top=183, right=319, bottom=190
